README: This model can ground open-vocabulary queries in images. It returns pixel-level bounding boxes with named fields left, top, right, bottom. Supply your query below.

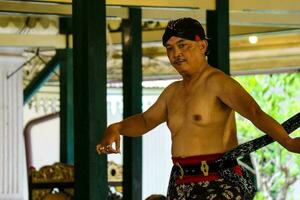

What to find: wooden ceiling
left=0, top=0, right=299, bottom=82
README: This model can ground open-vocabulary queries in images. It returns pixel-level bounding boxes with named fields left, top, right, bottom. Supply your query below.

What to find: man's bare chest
left=166, top=88, right=219, bottom=128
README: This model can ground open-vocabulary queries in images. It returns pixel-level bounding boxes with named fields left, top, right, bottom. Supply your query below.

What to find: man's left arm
left=210, top=72, right=300, bottom=153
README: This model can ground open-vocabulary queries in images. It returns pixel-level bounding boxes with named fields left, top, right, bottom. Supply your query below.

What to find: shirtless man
left=96, top=18, right=300, bottom=199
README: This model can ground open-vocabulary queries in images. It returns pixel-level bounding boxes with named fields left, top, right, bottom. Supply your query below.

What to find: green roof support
left=122, top=8, right=143, bottom=200
left=206, top=0, right=230, bottom=75
left=59, top=17, right=74, bottom=165
left=72, top=0, right=107, bottom=199
left=23, top=54, right=59, bottom=104
left=58, top=49, right=74, bottom=164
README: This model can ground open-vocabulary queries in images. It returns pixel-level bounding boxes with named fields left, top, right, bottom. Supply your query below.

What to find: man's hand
left=96, top=124, right=121, bottom=154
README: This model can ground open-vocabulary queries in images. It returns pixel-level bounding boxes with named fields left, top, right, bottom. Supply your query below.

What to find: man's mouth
left=173, top=59, right=186, bottom=65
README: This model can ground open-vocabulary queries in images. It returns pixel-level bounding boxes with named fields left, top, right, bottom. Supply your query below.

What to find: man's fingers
left=96, top=144, right=106, bottom=154
left=104, top=145, right=115, bottom=153
left=96, top=143, right=120, bottom=154
left=106, top=144, right=120, bottom=154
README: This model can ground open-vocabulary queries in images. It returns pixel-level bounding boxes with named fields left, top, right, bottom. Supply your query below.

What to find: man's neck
left=182, top=61, right=209, bottom=83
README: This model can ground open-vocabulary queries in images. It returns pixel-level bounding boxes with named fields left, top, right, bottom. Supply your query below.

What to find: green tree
left=234, top=72, right=300, bottom=200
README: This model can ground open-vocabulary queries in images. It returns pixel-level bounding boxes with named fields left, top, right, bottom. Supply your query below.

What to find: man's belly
left=171, top=132, right=238, bottom=157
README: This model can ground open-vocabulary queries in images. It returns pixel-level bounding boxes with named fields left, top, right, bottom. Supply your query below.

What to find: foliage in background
left=234, top=72, right=300, bottom=200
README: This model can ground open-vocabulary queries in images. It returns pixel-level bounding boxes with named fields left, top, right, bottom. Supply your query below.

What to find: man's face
left=165, top=36, right=205, bottom=75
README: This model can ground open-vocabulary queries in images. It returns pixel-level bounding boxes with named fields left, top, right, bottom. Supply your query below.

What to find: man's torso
left=165, top=67, right=238, bottom=157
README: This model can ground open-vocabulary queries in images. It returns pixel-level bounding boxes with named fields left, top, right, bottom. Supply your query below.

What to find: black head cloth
left=162, top=17, right=206, bottom=46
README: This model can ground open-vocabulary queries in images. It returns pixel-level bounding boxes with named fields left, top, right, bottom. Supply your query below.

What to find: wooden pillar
left=58, top=48, right=74, bottom=164
left=206, top=0, right=230, bottom=74
left=59, top=18, right=74, bottom=164
left=72, top=0, right=107, bottom=199
left=122, top=8, right=143, bottom=200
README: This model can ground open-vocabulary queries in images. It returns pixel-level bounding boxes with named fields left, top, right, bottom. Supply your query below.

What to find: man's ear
left=197, top=39, right=208, bottom=54
left=201, top=40, right=208, bottom=54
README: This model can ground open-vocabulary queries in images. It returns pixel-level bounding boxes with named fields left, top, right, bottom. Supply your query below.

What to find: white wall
left=23, top=105, right=60, bottom=170
left=0, top=56, right=27, bottom=200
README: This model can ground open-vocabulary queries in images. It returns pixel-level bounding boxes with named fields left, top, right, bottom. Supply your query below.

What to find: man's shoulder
left=202, top=66, right=235, bottom=94
left=159, top=80, right=181, bottom=98
left=204, top=66, right=228, bottom=83
left=165, top=80, right=181, bottom=90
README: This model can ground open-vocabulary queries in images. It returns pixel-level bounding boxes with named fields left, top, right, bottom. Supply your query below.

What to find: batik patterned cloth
left=167, top=165, right=245, bottom=200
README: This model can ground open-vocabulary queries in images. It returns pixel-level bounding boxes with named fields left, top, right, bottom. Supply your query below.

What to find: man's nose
left=173, top=47, right=182, bottom=57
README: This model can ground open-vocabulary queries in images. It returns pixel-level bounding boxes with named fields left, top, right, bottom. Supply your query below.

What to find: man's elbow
left=140, top=113, right=155, bottom=133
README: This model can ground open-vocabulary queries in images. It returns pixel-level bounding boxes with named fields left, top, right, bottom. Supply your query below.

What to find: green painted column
left=73, top=0, right=107, bottom=199
left=59, top=17, right=74, bottom=164
left=58, top=48, right=74, bottom=164
left=122, top=8, right=143, bottom=200
left=206, top=0, right=230, bottom=74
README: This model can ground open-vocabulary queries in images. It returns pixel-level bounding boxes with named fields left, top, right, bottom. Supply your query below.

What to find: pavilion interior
left=0, top=0, right=299, bottom=199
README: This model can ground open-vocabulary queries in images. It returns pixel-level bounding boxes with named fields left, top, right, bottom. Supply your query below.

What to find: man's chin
left=176, top=69, right=187, bottom=76
left=174, top=65, right=187, bottom=73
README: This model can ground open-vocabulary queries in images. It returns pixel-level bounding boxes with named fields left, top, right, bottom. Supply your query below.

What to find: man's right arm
left=96, top=84, right=172, bottom=154
left=111, top=84, right=171, bottom=136
left=108, top=112, right=163, bottom=138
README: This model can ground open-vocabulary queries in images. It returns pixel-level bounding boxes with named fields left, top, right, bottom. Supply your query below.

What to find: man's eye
left=178, top=44, right=186, bottom=48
